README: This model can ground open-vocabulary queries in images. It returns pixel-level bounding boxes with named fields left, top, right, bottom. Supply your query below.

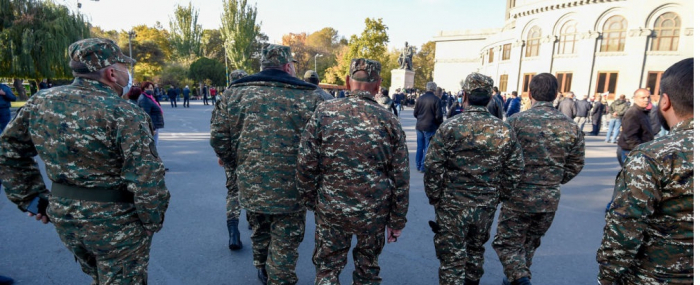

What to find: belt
left=52, top=183, right=134, bottom=203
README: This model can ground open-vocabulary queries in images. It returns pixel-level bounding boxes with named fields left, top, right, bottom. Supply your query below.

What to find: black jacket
left=557, top=98, right=577, bottom=119
left=574, top=100, right=591, bottom=117
left=138, top=94, right=165, bottom=129
left=618, top=105, right=654, bottom=151
left=648, top=104, right=662, bottom=135
left=486, top=95, right=504, bottom=119
left=589, top=101, right=604, bottom=122
left=413, top=92, right=443, bottom=132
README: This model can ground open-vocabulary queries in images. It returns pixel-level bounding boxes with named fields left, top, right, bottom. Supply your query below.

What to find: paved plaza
left=0, top=101, right=621, bottom=284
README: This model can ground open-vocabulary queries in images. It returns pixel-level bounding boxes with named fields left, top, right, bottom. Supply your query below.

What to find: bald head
left=633, top=88, right=650, bottom=108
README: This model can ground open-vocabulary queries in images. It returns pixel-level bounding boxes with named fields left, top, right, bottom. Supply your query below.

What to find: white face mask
left=115, top=68, right=133, bottom=96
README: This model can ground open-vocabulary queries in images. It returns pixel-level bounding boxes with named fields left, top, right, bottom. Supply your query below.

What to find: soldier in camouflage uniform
left=0, top=38, right=170, bottom=284
left=597, top=58, right=694, bottom=285
left=214, top=69, right=249, bottom=251
left=210, top=44, right=327, bottom=284
left=491, top=73, right=585, bottom=285
left=424, top=72, right=525, bottom=285
left=297, top=59, right=410, bottom=285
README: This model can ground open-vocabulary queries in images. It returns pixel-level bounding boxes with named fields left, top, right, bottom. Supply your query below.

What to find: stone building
left=433, top=0, right=694, bottom=101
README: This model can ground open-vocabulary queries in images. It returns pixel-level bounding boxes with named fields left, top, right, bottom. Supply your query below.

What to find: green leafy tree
left=169, top=2, right=203, bottom=60
left=220, top=0, right=259, bottom=74
left=156, top=63, right=192, bottom=89
left=202, top=29, right=225, bottom=63
left=413, top=41, right=436, bottom=90
left=306, top=27, right=343, bottom=83
left=248, top=31, right=269, bottom=73
left=189, top=57, right=226, bottom=87
left=0, top=0, right=90, bottom=99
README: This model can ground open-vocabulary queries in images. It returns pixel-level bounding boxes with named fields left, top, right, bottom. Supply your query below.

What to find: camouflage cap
left=462, top=72, right=494, bottom=92
left=349, top=58, right=381, bottom=83
left=229, top=69, right=249, bottom=82
left=261, top=44, right=297, bottom=67
left=69, top=38, right=135, bottom=72
left=303, top=70, right=319, bottom=80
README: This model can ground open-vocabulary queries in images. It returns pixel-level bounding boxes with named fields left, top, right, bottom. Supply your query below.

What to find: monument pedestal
left=390, top=69, right=415, bottom=93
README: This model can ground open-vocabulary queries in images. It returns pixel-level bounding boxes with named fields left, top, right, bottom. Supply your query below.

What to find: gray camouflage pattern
left=597, top=119, right=694, bottom=285
left=247, top=211, right=306, bottom=285
left=349, top=59, right=381, bottom=83
left=461, top=72, right=493, bottom=92
left=262, top=44, right=297, bottom=67
left=69, top=38, right=135, bottom=72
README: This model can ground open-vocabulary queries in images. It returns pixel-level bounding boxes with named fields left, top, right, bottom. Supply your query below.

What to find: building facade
left=433, top=0, right=694, bottom=101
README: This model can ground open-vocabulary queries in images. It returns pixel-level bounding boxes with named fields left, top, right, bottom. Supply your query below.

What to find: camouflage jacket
left=503, top=101, right=585, bottom=212
left=296, top=90, right=410, bottom=233
left=597, top=119, right=694, bottom=285
left=424, top=105, right=524, bottom=209
left=210, top=69, right=325, bottom=214
left=0, top=78, right=170, bottom=232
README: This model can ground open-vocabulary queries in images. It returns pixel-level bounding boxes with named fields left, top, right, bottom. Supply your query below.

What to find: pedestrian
left=615, top=89, right=654, bottom=166
left=202, top=85, right=210, bottom=105
left=505, top=91, right=521, bottom=117
left=183, top=85, right=191, bottom=108
left=446, top=91, right=465, bottom=118
left=0, top=83, right=17, bottom=132
left=648, top=99, right=662, bottom=138
left=601, top=93, right=610, bottom=129
left=492, top=73, right=585, bottom=285
left=425, top=72, right=525, bottom=285
left=167, top=85, right=177, bottom=108
left=604, top=94, right=629, bottom=143
left=519, top=91, right=531, bottom=111
left=574, top=94, right=592, bottom=131
left=0, top=38, right=170, bottom=284
left=375, top=87, right=398, bottom=116
left=588, top=95, right=604, bottom=136
left=297, top=58, right=409, bottom=284
left=210, top=44, right=326, bottom=284
left=597, top=57, right=694, bottom=285
left=210, top=86, right=217, bottom=105
left=303, top=70, right=335, bottom=100
left=439, top=88, right=449, bottom=116
left=413, top=81, right=443, bottom=173
left=392, top=88, right=404, bottom=115
left=487, top=87, right=504, bottom=119
left=556, top=92, right=577, bottom=119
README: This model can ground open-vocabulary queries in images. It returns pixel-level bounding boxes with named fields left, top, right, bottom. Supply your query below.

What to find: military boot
left=227, top=218, right=242, bottom=250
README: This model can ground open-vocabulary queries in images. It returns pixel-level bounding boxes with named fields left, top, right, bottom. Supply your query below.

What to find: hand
left=218, top=158, right=224, bottom=167
left=0, top=89, right=5, bottom=96
left=28, top=212, right=49, bottom=224
left=387, top=227, right=402, bottom=243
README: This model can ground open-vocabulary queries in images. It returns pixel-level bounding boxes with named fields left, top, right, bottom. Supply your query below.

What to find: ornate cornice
left=579, top=31, right=601, bottom=40
left=628, top=28, right=652, bottom=37
left=436, top=58, right=480, bottom=63
left=541, top=35, right=557, bottom=43
left=511, top=0, right=625, bottom=19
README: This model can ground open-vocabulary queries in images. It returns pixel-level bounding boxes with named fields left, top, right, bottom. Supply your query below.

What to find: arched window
left=525, top=26, right=541, bottom=57
left=558, top=21, right=577, bottom=54
left=652, top=12, right=681, bottom=51
left=601, top=15, right=627, bottom=52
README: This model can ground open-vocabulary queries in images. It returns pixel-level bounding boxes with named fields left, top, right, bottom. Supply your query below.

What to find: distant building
left=433, top=0, right=694, bottom=101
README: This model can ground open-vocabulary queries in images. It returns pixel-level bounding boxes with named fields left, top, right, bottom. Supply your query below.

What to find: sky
left=65, top=0, right=506, bottom=49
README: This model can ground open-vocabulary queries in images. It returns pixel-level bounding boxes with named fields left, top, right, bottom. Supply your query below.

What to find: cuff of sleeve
left=387, top=215, right=406, bottom=231
left=142, top=222, right=163, bottom=233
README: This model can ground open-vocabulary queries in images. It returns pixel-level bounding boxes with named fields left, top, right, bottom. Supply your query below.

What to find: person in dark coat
left=138, top=82, right=168, bottom=171
left=617, top=89, right=654, bottom=166
left=557, top=92, right=577, bottom=119
left=413, top=82, right=443, bottom=172
left=574, top=94, right=592, bottom=131
left=648, top=101, right=662, bottom=137
left=588, top=95, right=604, bottom=136
left=505, top=92, right=521, bottom=117
left=487, top=87, right=504, bottom=119
left=167, top=86, right=177, bottom=108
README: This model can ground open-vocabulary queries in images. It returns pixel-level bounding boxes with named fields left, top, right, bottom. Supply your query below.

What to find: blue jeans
left=416, top=130, right=436, bottom=171
left=616, top=147, right=630, bottom=167
left=0, top=108, right=10, bottom=133
left=605, top=118, right=621, bottom=142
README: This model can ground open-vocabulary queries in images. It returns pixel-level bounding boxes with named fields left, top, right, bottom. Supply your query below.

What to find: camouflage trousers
left=312, top=215, right=386, bottom=285
left=224, top=168, right=241, bottom=220
left=49, top=198, right=152, bottom=285
left=491, top=207, right=556, bottom=283
left=247, top=211, right=306, bottom=285
left=433, top=205, right=496, bottom=284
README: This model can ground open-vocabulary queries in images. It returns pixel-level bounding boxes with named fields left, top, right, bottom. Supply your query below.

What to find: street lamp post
left=314, top=54, right=323, bottom=73
left=127, top=30, right=136, bottom=75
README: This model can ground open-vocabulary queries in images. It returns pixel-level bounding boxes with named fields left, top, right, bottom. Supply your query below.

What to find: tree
left=189, top=57, right=226, bottom=87
left=157, top=63, right=192, bottom=89
left=324, top=18, right=390, bottom=87
left=248, top=31, right=269, bottom=73
left=0, top=0, right=90, bottom=99
left=306, top=27, right=343, bottom=82
left=202, top=29, right=225, bottom=63
left=413, top=41, right=436, bottom=90
left=220, top=0, right=259, bottom=74
left=169, top=2, right=203, bottom=60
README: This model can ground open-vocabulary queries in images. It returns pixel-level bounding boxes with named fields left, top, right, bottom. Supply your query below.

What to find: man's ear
left=105, top=66, right=118, bottom=83
left=659, top=93, right=672, bottom=112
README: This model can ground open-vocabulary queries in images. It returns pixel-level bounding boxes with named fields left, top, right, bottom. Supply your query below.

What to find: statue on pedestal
left=398, top=41, right=415, bottom=71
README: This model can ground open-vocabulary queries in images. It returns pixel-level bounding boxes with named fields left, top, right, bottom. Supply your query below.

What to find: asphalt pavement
left=0, top=100, right=621, bottom=284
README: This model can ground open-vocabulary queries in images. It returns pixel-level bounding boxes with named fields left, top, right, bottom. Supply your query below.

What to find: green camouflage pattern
left=349, top=58, right=381, bottom=83
left=69, top=38, right=135, bottom=72
left=261, top=44, right=297, bottom=67
left=423, top=105, right=524, bottom=209
left=229, top=69, right=249, bottom=83
left=313, top=214, right=385, bottom=285
left=433, top=206, right=497, bottom=283
left=596, top=119, right=694, bottom=285
left=224, top=166, right=240, bottom=220
left=210, top=79, right=324, bottom=214
left=492, top=208, right=556, bottom=282
left=423, top=104, right=523, bottom=284
left=0, top=77, right=169, bottom=283
left=501, top=101, right=585, bottom=212
left=461, top=72, right=493, bottom=92
left=297, top=89, right=410, bottom=233
left=247, top=211, right=306, bottom=284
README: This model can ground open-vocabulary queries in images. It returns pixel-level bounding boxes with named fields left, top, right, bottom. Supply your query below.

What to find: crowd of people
left=0, top=37, right=693, bottom=285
